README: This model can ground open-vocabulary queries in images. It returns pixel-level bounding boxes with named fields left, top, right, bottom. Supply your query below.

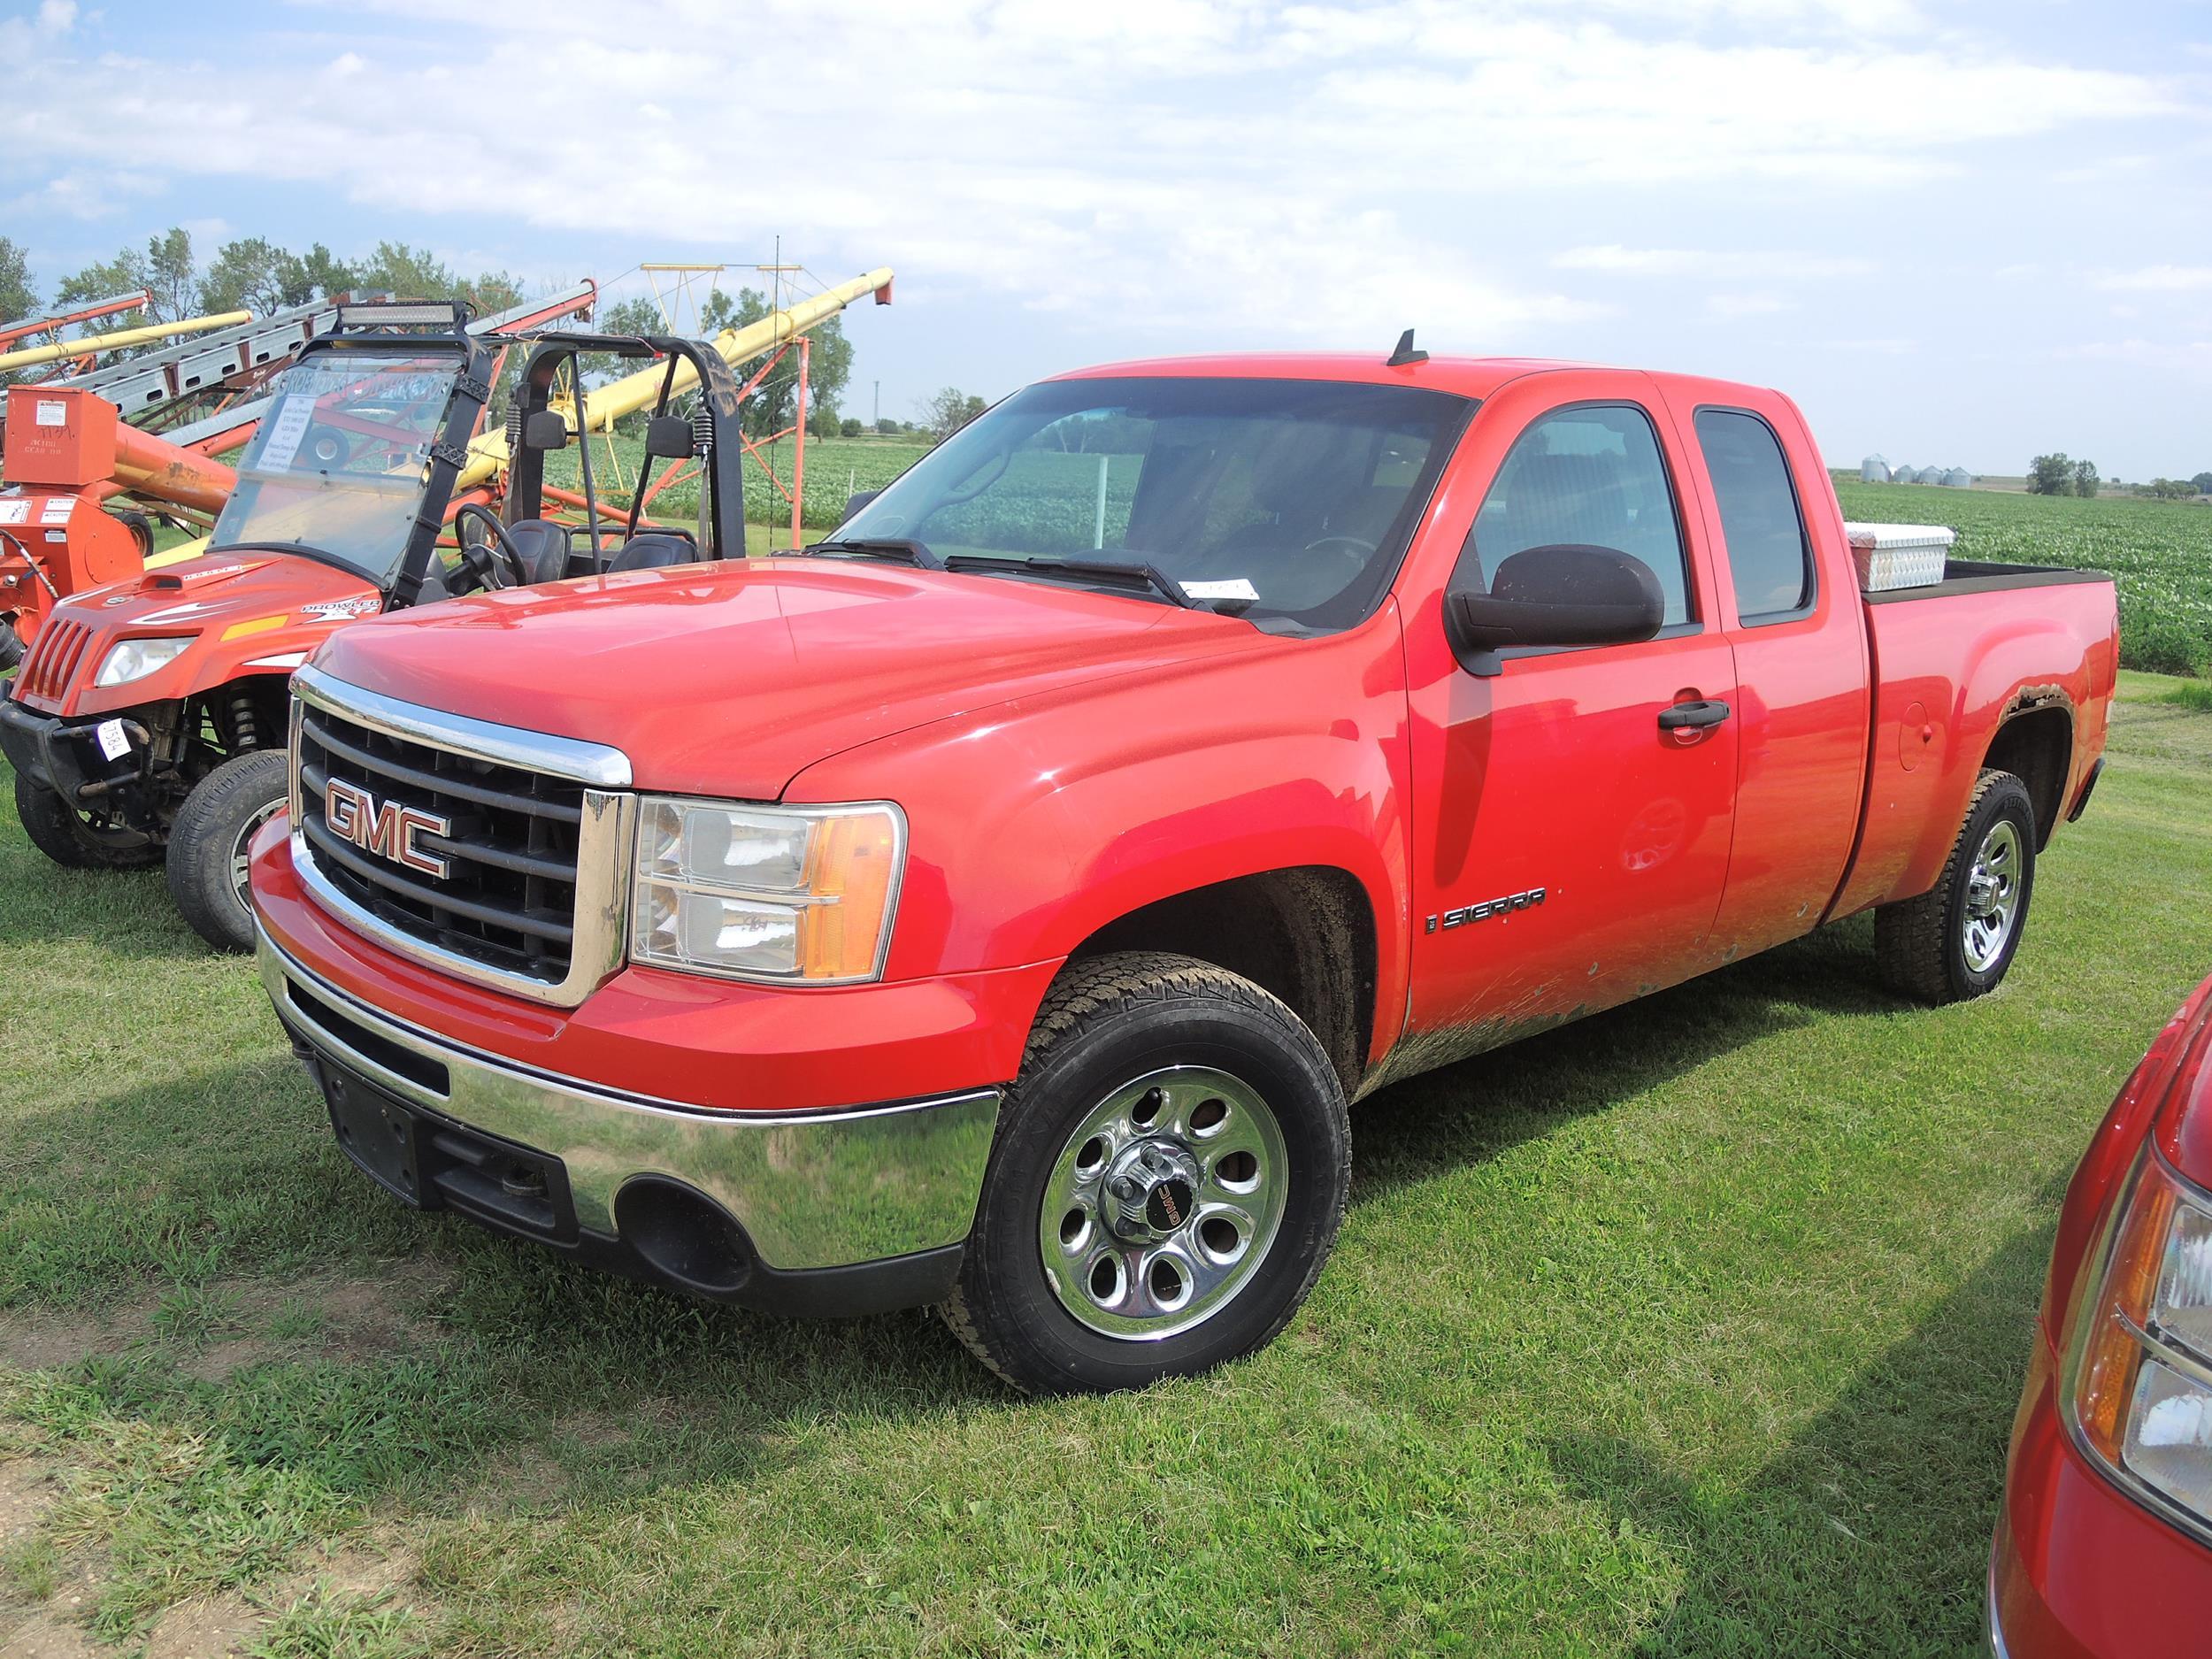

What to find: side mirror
left=842, top=488, right=882, bottom=525
left=1446, top=544, right=1665, bottom=677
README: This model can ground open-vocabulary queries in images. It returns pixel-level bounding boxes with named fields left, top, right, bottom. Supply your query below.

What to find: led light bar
left=334, top=301, right=471, bottom=331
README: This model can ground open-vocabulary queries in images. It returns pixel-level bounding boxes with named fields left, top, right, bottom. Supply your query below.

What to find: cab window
left=1694, top=408, right=1814, bottom=622
left=1455, top=404, right=1692, bottom=627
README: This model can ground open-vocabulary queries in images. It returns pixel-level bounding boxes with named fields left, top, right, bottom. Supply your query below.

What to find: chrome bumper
left=257, top=929, right=1002, bottom=1272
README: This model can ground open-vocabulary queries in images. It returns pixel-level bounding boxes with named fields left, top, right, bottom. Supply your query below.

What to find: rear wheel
left=12, top=772, right=162, bottom=870
left=1875, top=768, right=2038, bottom=1003
left=941, top=951, right=1351, bottom=1394
left=165, top=750, right=288, bottom=951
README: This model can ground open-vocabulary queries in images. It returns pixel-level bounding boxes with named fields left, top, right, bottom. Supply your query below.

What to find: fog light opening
left=614, top=1177, right=753, bottom=1297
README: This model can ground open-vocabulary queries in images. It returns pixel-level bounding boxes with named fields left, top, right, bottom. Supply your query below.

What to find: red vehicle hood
left=2154, top=974, right=2212, bottom=1191
left=311, top=557, right=1266, bottom=799
left=14, top=549, right=380, bottom=716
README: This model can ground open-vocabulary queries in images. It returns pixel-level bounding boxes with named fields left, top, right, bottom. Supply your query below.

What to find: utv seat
left=503, top=519, right=574, bottom=586
left=603, top=531, right=703, bottom=573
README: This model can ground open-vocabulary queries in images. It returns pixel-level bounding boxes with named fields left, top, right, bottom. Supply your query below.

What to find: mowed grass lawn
left=2, top=677, right=2209, bottom=1656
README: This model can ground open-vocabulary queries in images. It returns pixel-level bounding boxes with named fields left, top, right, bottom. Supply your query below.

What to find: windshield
left=836, top=376, right=1471, bottom=632
left=208, top=348, right=465, bottom=584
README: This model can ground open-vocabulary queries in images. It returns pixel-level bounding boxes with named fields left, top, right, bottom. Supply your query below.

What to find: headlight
left=629, top=796, right=904, bottom=984
left=2065, top=1149, right=2212, bottom=1530
left=93, top=635, right=193, bottom=687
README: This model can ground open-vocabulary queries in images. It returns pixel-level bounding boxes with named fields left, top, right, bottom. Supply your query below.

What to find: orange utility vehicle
left=1, top=313, right=743, bottom=954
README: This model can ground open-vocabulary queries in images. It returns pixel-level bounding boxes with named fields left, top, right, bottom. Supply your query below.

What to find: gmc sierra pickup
left=247, top=350, right=2117, bottom=1393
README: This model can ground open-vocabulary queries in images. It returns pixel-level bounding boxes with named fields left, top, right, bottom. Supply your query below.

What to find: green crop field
left=541, top=433, right=930, bottom=543
left=4, top=673, right=2212, bottom=1655
left=1836, top=479, right=2212, bottom=676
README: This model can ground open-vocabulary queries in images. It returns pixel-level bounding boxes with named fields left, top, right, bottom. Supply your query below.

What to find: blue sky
left=4, top=0, right=2209, bottom=477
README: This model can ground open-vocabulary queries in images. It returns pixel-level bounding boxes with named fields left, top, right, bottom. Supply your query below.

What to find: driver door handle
left=1658, top=698, right=1732, bottom=732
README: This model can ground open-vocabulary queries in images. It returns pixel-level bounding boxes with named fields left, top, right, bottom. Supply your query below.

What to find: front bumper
left=1990, top=1330, right=2212, bottom=1656
left=259, top=928, right=1003, bottom=1317
left=0, top=695, right=137, bottom=800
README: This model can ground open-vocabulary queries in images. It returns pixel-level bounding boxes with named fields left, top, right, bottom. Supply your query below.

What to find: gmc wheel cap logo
left=324, top=779, right=450, bottom=879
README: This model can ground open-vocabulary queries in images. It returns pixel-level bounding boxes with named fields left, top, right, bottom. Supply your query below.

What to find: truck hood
left=311, top=557, right=1266, bottom=799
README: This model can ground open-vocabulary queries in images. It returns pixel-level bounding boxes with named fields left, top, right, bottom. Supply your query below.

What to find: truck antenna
left=1386, top=328, right=1428, bottom=367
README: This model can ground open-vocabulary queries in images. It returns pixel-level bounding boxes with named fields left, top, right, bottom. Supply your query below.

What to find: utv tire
left=1875, top=768, right=2038, bottom=1004
left=166, top=750, right=289, bottom=952
left=941, top=951, right=1351, bottom=1394
left=13, top=772, right=162, bottom=870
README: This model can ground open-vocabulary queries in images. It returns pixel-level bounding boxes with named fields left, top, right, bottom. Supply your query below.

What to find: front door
left=1396, top=388, right=1739, bottom=1073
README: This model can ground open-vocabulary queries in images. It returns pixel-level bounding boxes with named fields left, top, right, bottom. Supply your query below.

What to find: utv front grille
left=16, top=618, right=96, bottom=704
left=288, top=666, right=634, bottom=1007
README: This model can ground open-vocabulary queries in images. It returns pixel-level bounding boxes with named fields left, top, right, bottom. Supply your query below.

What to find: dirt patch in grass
left=0, top=1264, right=454, bottom=1380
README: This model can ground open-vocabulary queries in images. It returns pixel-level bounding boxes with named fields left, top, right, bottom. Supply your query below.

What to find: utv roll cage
left=497, top=332, right=747, bottom=575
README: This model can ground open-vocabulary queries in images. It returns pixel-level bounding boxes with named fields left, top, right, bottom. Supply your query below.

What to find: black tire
left=941, top=951, right=1351, bottom=1394
left=105, top=509, right=153, bottom=559
left=12, top=771, right=162, bottom=870
left=165, top=750, right=289, bottom=952
left=0, top=620, right=22, bottom=672
left=1875, top=768, right=2038, bottom=1004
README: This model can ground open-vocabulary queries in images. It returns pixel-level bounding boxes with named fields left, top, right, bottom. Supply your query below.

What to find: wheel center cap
left=1101, top=1141, right=1202, bottom=1241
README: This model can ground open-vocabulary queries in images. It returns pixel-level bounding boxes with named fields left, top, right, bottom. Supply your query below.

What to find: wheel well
left=1983, top=702, right=2072, bottom=849
left=1068, top=867, right=1379, bottom=1092
left=192, top=674, right=291, bottom=759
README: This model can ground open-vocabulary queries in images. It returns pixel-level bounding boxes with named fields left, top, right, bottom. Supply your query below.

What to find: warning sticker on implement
left=35, top=400, right=65, bottom=428
left=0, top=501, right=27, bottom=524
left=95, top=719, right=131, bottom=763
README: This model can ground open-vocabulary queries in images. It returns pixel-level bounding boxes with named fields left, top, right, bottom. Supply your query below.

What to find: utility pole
left=873, top=380, right=880, bottom=426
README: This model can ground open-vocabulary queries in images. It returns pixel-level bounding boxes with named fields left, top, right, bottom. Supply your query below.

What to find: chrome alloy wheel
left=1038, top=1065, right=1289, bottom=1341
left=1962, top=818, right=2024, bottom=973
left=229, top=797, right=283, bottom=903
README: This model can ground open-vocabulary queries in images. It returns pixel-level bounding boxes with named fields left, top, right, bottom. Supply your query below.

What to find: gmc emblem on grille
left=324, top=779, right=450, bottom=879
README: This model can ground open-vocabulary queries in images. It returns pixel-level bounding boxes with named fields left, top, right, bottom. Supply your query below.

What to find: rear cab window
left=1692, top=407, right=1816, bottom=624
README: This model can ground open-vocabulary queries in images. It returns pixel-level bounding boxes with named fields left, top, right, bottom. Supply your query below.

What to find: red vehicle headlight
left=2066, top=1148, right=2212, bottom=1530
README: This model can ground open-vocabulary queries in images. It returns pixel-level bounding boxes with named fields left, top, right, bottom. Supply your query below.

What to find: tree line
left=2030, top=454, right=2210, bottom=500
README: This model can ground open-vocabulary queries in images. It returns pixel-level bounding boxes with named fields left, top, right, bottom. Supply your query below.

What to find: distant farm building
left=1862, top=454, right=1892, bottom=482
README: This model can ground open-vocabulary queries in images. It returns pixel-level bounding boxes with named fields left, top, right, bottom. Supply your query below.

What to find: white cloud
left=35, top=0, right=76, bottom=33
left=2096, top=265, right=2212, bottom=293
left=0, top=0, right=2182, bottom=347
left=1556, top=245, right=1875, bottom=278
left=1707, top=292, right=1795, bottom=317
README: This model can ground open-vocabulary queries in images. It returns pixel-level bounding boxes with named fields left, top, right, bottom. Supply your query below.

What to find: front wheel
left=12, top=772, right=162, bottom=870
left=1875, top=768, right=2038, bottom=1003
left=941, top=951, right=1351, bottom=1394
left=165, top=750, right=288, bottom=952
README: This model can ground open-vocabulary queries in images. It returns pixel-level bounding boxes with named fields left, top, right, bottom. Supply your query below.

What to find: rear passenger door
left=1401, top=381, right=1740, bottom=1059
left=1666, top=391, right=1870, bottom=960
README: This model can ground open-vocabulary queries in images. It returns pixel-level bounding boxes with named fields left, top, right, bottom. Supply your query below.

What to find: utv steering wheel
left=452, top=503, right=531, bottom=592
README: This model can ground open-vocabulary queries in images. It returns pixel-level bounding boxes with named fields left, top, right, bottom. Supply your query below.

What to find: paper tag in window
left=95, top=719, right=131, bottom=762
left=1180, top=578, right=1259, bottom=603
left=257, top=395, right=317, bottom=472
left=35, top=400, right=66, bottom=428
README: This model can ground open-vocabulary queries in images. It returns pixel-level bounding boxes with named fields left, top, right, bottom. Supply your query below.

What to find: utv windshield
left=833, top=376, right=1471, bottom=633
left=208, top=348, right=465, bottom=585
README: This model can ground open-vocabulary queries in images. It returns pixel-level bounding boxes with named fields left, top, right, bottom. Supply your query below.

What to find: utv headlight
left=94, top=635, right=193, bottom=687
left=2066, top=1149, right=2212, bottom=1532
left=629, top=797, right=904, bottom=983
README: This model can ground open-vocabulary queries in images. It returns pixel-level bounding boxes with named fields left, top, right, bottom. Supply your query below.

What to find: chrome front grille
left=288, top=665, right=634, bottom=1007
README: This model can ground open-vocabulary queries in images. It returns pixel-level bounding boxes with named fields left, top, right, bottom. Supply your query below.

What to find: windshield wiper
left=803, top=536, right=945, bottom=571
left=942, top=554, right=1199, bottom=609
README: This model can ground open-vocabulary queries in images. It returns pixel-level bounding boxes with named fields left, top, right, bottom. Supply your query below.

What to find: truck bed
left=1833, top=559, right=2120, bottom=920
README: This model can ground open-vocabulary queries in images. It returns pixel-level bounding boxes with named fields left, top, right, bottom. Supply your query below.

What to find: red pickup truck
left=247, top=350, right=2117, bottom=1393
